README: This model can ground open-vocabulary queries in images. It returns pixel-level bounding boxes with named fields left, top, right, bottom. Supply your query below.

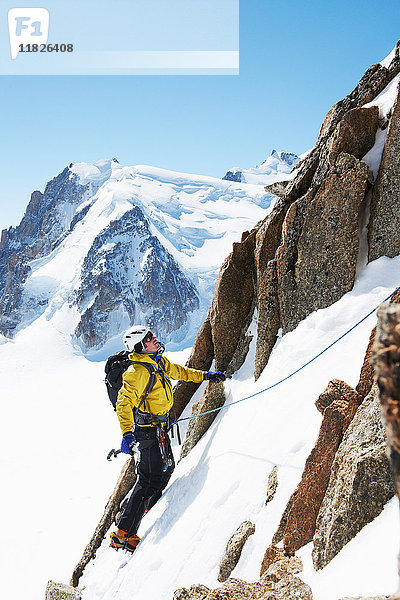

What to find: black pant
left=118, top=426, right=175, bottom=536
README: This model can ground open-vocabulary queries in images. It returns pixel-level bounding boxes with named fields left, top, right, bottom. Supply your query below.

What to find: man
left=110, top=325, right=225, bottom=552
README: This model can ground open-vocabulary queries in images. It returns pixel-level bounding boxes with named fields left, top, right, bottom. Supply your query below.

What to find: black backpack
left=104, top=350, right=156, bottom=410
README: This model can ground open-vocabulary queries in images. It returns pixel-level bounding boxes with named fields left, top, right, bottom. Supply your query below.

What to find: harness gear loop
left=156, top=426, right=173, bottom=472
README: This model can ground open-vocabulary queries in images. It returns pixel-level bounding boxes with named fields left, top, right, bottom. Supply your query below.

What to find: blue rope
left=172, top=285, right=400, bottom=425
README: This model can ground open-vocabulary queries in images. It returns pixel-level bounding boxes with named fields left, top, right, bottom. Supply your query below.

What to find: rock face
left=74, top=206, right=199, bottom=349
left=356, top=326, right=377, bottom=399
left=217, top=521, right=255, bottom=582
left=372, top=305, right=400, bottom=494
left=254, top=198, right=289, bottom=380
left=355, top=290, right=400, bottom=400
left=295, top=43, right=400, bottom=202
left=174, top=43, right=400, bottom=455
left=222, top=170, right=242, bottom=182
left=0, top=168, right=92, bottom=335
left=172, top=318, right=214, bottom=419
left=46, top=581, right=82, bottom=600
left=174, top=555, right=312, bottom=600
left=338, top=596, right=391, bottom=600
left=368, top=81, right=400, bottom=261
left=260, top=545, right=286, bottom=576
left=326, top=106, right=379, bottom=162
left=312, top=385, right=394, bottom=570
left=277, top=152, right=372, bottom=333
left=315, top=379, right=360, bottom=414
left=265, top=466, right=278, bottom=504
left=179, top=230, right=257, bottom=455
left=209, top=233, right=256, bottom=372
left=282, top=380, right=363, bottom=555
left=180, top=381, right=226, bottom=460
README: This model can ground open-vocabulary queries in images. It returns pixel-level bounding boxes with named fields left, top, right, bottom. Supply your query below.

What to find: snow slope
left=2, top=257, right=400, bottom=600
left=78, top=257, right=400, bottom=600
left=70, top=160, right=272, bottom=277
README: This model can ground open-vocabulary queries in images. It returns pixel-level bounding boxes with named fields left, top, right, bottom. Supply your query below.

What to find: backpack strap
left=129, top=361, right=157, bottom=413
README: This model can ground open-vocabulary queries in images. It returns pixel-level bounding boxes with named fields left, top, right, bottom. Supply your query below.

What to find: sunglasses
left=142, top=331, right=154, bottom=344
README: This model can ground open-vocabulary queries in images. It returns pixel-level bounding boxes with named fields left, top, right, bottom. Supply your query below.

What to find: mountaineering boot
left=110, top=529, right=127, bottom=550
left=110, top=528, right=141, bottom=552
left=124, top=533, right=141, bottom=553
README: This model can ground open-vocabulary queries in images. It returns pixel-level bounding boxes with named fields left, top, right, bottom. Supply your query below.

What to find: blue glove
left=206, top=371, right=226, bottom=383
left=121, top=432, right=135, bottom=455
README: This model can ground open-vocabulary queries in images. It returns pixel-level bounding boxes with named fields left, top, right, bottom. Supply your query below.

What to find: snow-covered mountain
left=0, top=159, right=277, bottom=353
left=223, top=149, right=300, bottom=185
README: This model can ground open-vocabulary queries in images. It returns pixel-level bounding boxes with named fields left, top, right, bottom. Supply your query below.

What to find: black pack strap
left=129, top=361, right=156, bottom=413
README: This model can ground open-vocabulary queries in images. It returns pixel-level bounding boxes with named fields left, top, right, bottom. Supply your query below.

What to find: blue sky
left=0, top=0, right=399, bottom=230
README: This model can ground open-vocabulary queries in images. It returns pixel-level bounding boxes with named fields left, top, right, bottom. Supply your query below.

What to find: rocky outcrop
left=175, top=43, right=400, bottom=455
left=312, top=385, right=394, bottom=570
left=272, top=492, right=295, bottom=545
left=372, top=304, right=400, bottom=496
left=218, top=521, right=255, bottom=582
left=74, top=206, right=199, bottom=350
left=338, top=596, right=391, bottom=600
left=356, top=326, right=377, bottom=399
left=172, top=318, right=214, bottom=419
left=355, top=290, right=400, bottom=400
left=265, top=466, right=278, bottom=504
left=277, top=153, right=372, bottom=334
left=315, top=379, right=360, bottom=414
left=222, top=170, right=242, bottom=182
left=254, top=198, right=290, bottom=380
left=0, top=168, right=91, bottom=335
left=255, top=106, right=378, bottom=371
left=312, top=106, right=379, bottom=186
left=178, top=229, right=258, bottom=455
left=259, top=545, right=286, bottom=576
left=254, top=260, right=280, bottom=380
left=368, top=81, right=400, bottom=261
left=209, top=232, right=256, bottom=372
left=180, top=381, right=226, bottom=460
left=174, top=555, right=312, bottom=600
left=281, top=380, right=362, bottom=555
left=286, top=42, right=400, bottom=208
left=326, top=106, right=379, bottom=162
left=46, top=581, right=82, bottom=600
left=174, top=585, right=211, bottom=600
left=264, top=180, right=289, bottom=197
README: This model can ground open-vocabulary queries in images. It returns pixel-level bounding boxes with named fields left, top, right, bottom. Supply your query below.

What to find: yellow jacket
left=116, top=351, right=205, bottom=434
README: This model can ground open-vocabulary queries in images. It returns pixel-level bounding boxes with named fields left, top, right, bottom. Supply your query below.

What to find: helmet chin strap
left=156, top=343, right=165, bottom=356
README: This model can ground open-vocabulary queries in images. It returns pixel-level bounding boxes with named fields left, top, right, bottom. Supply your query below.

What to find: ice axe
left=107, top=448, right=122, bottom=461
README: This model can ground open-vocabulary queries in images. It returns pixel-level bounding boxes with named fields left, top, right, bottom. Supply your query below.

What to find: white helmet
left=123, top=325, right=152, bottom=352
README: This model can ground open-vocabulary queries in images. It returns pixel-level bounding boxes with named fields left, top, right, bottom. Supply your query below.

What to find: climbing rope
left=171, top=284, right=400, bottom=426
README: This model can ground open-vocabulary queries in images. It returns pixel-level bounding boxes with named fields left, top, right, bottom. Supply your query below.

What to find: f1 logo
left=8, top=8, right=50, bottom=59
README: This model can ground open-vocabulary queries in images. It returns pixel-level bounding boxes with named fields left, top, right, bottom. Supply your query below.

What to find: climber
left=110, top=325, right=226, bottom=552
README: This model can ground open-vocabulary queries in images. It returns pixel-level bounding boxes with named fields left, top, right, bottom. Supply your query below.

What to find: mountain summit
left=223, top=149, right=300, bottom=184
left=0, top=160, right=275, bottom=352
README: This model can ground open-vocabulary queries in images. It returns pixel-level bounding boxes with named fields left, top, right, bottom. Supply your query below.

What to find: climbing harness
left=170, top=284, right=400, bottom=427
